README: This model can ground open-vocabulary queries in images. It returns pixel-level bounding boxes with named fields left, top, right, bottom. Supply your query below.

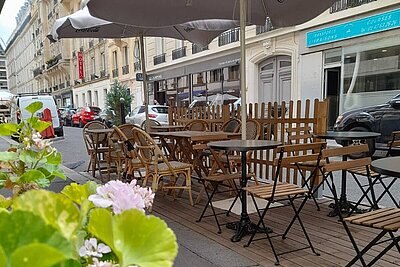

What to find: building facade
left=0, top=44, right=7, bottom=91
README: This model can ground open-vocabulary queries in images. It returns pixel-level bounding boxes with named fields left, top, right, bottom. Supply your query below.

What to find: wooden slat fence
left=168, top=99, right=328, bottom=183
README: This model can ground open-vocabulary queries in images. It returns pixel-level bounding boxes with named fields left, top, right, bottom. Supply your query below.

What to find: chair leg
left=376, top=177, right=399, bottom=208
left=196, top=181, right=222, bottom=234
left=226, top=180, right=241, bottom=216
left=185, top=171, right=193, bottom=206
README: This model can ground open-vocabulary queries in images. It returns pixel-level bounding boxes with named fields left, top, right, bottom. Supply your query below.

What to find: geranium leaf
left=88, top=208, right=178, bottom=267
left=0, top=152, right=18, bottom=161
left=20, top=169, right=45, bottom=182
left=25, top=101, right=43, bottom=114
left=11, top=244, right=67, bottom=267
left=13, top=190, right=81, bottom=240
left=35, top=178, right=51, bottom=188
left=0, top=123, right=18, bottom=136
left=0, top=195, right=12, bottom=209
left=19, top=149, right=38, bottom=164
left=0, top=210, right=76, bottom=262
left=32, top=121, right=52, bottom=133
left=0, top=244, right=6, bottom=267
left=61, top=182, right=98, bottom=205
left=46, top=152, right=62, bottom=165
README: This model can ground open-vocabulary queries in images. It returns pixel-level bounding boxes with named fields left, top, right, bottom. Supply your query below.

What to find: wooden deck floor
left=152, top=183, right=400, bottom=267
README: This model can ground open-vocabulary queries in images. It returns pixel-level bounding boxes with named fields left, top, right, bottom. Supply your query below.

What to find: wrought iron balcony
left=192, top=44, right=208, bottom=54
left=46, top=54, right=62, bottom=69
left=256, top=17, right=274, bottom=35
left=153, top=53, right=166, bottom=65
left=122, top=65, right=130, bottom=75
left=330, top=0, right=376, bottom=13
left=74, top=80, right=81, bottom=86
left=100, top=70, right=107, bottom=78
left=112, top=68, right=119, bottom=78
left=53, top=85, right=59, bottom=91
left=66, top=80, right=71, bottom=87
left=90, top=74, right=99, bottom=80
left=33, top=67, right=42, bottom=77
left=218, top=29, right=239, bottom=46
left=59, top=83, right=65, bottom=90
left=134, top=61, right=141, bottom=72
left=82, top=77, right=86, bottom=83
left=172, top=47, right=186, bottom=60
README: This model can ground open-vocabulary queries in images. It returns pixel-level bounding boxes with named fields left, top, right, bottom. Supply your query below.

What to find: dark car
left=334, top=94, right=400, bottom=154
left=60, top=108, right=76, bottom=126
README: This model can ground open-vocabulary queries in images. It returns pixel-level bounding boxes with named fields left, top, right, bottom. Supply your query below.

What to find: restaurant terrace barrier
left=168, top=99, right=328, bottom=184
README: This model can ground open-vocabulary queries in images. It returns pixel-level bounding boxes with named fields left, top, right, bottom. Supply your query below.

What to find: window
left=228, top=65, right=239, bottom=81
left=155, top=38, right=164, bottom=55
left=101, top=52, right=106, bottom=71
left=138, top=106, right=145, bottom=113
left=123, top=46, right=129, bottom=66
left=210, top=69, right=222, bottom=83
left=112, top=51, right=118, bottom=69
left=175, top=40, right=184, bottom=49
left=91, top=56, right=96, bottom=74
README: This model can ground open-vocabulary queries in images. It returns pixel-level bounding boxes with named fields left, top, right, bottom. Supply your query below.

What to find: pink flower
left=89, top=180, right=154, bottom=214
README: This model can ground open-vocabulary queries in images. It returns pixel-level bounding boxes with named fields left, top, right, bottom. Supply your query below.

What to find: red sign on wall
left=78, top=51, right=84, bottom=79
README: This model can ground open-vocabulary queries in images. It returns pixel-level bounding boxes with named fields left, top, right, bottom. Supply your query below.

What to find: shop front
left=299, top=7, right=400, bottom=128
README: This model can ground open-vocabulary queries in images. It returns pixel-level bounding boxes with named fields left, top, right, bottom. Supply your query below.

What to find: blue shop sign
left=307, top=9, right=400, bottom=47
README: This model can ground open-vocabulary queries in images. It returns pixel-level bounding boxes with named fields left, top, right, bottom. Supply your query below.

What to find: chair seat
left=149, top=161, right=192, bottom=172
left=244, top=183, right=308, bottom=199
left=89, top=147, right=110, bottom=153
left=204, top=173, right=252, bottom=182
left=344, top=208, right=400, bottom=231
left=347, top=166, right=380, bottom=178
left=295, top=159, right=327, bottom=167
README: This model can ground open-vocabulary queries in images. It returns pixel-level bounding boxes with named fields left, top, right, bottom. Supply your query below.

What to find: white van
left=10, top=95, right=64, bottom=137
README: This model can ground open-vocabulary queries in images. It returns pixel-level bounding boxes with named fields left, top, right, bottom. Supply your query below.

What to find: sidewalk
left=0, top=136, right=258, bottom=267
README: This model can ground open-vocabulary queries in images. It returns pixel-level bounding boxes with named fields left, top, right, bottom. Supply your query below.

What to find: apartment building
left=0, top=44, right=7, bottom=90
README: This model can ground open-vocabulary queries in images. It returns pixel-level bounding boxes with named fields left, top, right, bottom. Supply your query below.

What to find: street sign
left=136, top=73, right=143, bottom=81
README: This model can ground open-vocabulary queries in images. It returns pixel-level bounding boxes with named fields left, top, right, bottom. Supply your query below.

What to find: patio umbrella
left=49, top=7, right=238, bottom=131
left=83, top=0, right=336, bottom=139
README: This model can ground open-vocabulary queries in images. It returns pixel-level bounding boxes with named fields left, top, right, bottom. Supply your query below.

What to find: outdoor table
left=150, top=131, right=232, bottom=178
left=371, top=156, right=400, bottom=208
left=150, top=125, right=185, bottom=132
left=85, top=128, right=114, bottom=180
left=313, top=131, right=381, bottom=216
left=208, top=140, right=282, bottom=242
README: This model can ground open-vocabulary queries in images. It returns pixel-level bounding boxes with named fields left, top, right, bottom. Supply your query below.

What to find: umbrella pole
left=240, top=0, right=247, bottom=140
left=139, top=34, right=150, bottom=132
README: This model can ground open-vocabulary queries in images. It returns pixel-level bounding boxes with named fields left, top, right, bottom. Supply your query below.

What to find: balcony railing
left=134, top=61, right=141, bottom=71
left=100, top=70, right=107, bottom=78
left=53, top=85, right=59, bottom=91
left=74, top=80, right=81, bottom=86
left=218, top=29, right=239, bottom=46
left=59, top=83, right=65, bottom=90
left=330, top=0, right=376, bottom=13
left=256, top=17, right=274, bottom=35
left=192, top=44, right=208, bottom=54
left=66, top=80, right=70, bottom=87
left=33, top=67, right=42, bottom=77
left=153, top=53, right=166, bottom=65
left=172, top=47, right=186, bottom=60
left=46, top=53, right=62, bottom=69
left=122, top=65, right=130, bottom=75
left=82, top=77, right=86, bottom=83
left=112, top=68, right=119, bottom=78
left=90, top=74, right=99, bottom=80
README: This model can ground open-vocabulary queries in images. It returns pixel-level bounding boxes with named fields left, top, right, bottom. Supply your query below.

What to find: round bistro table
left=313, top=131, right=381, bottom=216
left=208, top=140, right=282, bottom=242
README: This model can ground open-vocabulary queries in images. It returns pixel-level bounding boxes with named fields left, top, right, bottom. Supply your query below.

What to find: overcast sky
left=0, top=0, right=25, bottom=47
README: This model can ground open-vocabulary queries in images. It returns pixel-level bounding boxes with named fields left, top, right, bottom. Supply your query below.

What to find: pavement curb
left=0, top=136, right=93, bottom=185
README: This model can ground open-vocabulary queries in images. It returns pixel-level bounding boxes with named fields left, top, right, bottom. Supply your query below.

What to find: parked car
left=72, top=106, right=101, bottom=127
left=98, top=108, right=115, bottom=127
left=125, top=105, right=169, bottom=128
left=60, top=108, right=76, bottom=126
left=334, top=94, right=400, bottom=155
left=9, top=94, right=64, bottom=137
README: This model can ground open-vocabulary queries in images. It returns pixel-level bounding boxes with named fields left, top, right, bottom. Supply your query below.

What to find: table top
left=150, top=125, right=185, bottom=130
left=85, top=128, right=114, bottom=134
left=208, top=140, right=282, bottom=152
left=371, top=156, right=400, bottom=178
left=313, top=131, right=381, bottom=140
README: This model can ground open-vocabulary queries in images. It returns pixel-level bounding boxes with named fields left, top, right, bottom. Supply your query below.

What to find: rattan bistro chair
left=132, top=127, right=194, bottom=205
left=221, top=118, right=241, bottom=133
left=184, top=119, right=209, bottom=131
left=244, top=142, right=326, bottom=266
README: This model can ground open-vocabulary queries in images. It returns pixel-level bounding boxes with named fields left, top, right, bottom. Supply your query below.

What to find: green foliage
left=0, top=101, right=64, bottom=195
left=105, top=80, right=132, bottom=125
left=88, top=209, right=178, bottom=267
left=0, top=183, right=178, bottom=267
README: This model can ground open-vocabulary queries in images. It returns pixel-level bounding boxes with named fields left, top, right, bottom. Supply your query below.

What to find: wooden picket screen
left=168, top=99, right=328, bottom=183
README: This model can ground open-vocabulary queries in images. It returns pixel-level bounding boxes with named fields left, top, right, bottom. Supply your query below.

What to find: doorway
left=259, top=55, right=292, bottom=103
left=325, top=67, right=341, bottom=129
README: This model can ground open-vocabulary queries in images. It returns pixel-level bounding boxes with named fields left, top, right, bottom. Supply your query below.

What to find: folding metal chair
left=320, top=145, right=400, bottom=266
left=244, top=142, right=326, bottom=265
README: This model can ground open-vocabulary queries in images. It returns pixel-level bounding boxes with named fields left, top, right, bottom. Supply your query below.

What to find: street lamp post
left=120, top=97, right=126, bottom=125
